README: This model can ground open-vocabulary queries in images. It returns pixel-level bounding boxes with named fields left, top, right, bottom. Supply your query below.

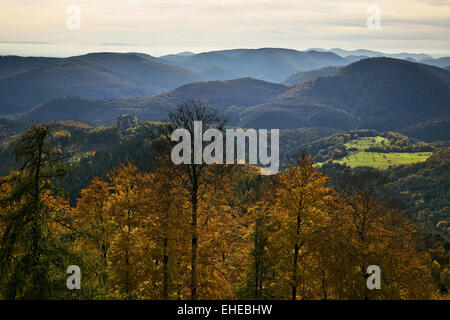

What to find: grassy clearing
left=315, top=135, right=432, bottom=169
left=332, top=152, right=432, bottom=169
left=344, top=136, right=390, bottom=151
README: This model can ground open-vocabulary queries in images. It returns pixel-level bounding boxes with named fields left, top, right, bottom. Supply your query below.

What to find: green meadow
left=332, top=151, right=432, bottom=169
left=344, top=136, right=390, bottom=150
left=318, top=136, right=432, bottom=169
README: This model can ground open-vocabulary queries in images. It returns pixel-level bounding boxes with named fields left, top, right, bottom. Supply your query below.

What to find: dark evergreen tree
left=0, top=124, right=71, bottom=299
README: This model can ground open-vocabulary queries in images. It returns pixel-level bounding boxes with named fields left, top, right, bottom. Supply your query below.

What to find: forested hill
left=283, top=66, right=342, bottom=84
left=1, top=119, right=448, bottom=300
left=18, top=78, right=290, bottom=124
left=1, top=120, right=448, bottom=243
left=0, top=118, right=25, bottom=142
left=240, top=58, right=450, bottom=133
left=0, top=121, right=337, bottom=201
left=389, top=147, right=450, bottom=240
left=9, top=57, right=450, bottom=142
left=302, top=129, right=435, bottom=164
left=0, top=53, right=201, bottom=115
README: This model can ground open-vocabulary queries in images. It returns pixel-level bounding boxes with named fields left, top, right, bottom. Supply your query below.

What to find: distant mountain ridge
left=324, top=48, right=434, bottom=61
left=284, top=66, right=343, bottom=84
left=0, top=49, right=354, bottom=115
left=421, top=57, right=450, bottom=69
left=0, top=53, right=201, bottom=115
left=161, top=48, right=357, bottom=83
left=306, top=48, right=449, bottom=69
left=18, top=57, right=450, bottom=141
left=2, top=48, right=447, bottom=117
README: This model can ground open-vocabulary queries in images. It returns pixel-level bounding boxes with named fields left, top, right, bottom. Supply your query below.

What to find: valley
left=0, top=47, right=448, bottom=300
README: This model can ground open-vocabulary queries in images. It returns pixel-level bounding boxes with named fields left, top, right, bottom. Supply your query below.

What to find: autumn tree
left=158, top=99, right=227, bottom=299
left=269, top=155, right=331, bottom=300
left=139, top=163, right=190, bottom=299
left=106, top=162, right=148, bottom=298
left=72, top=177, right=114, bottom=296
left=236, top=172, right=276, bottom=299
left=325, top=167, right=433, bottom=299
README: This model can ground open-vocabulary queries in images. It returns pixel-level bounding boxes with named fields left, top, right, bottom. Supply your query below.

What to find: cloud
left=0, top=40, right=53, bottom=45
left=101, top=43, right=139, bottom=47
left=0, top=0, right=448, bottom=56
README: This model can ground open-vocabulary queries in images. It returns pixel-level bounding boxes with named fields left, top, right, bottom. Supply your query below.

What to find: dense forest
left=0, top=102, right=448, bottom=300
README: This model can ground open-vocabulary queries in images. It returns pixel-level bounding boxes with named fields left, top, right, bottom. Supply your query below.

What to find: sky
left=1, top=0, right=449, bottom=58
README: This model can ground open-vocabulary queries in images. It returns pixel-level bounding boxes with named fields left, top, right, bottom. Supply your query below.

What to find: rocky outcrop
left=117, top=114, right=136, bottom=132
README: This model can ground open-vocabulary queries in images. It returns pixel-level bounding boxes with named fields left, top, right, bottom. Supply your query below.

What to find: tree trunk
left=292, top=212, right=301, bottom=300
left=190, top=169, right=198, bottom=300
left=31, top=135, right=44, bottom=298
left=292, top=243, right=299, bottom=300
left=254, top=223, right=259, bottom=299
left=163, top=237, right=169, bottom=299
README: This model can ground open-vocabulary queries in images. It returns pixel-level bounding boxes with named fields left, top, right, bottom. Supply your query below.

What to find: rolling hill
left=18, top=58, right=450, bottom=141
left=240, top=58, right=450, bottom=134
left=238, top=102, right=360, bottom=130
left=284, top=66, right=342, bottom=84
left=422, top=57, right=450, bottom=69
left=0, top=118, right=25, bottom=143
left=161, top=48, right=357, bottom=83
left=71, top=53, right=201, bottom=90
left=312, top=48, right=433, bottom=61
left=0, top=56, right=60, bottom=79
left=401, top=119, right=450, bottom=142
left=301, top=129, right=435, bottom=166
left=19, top=78, right=290, bottom=124
left=0, top=53, right=201, bottom=115
left=388, top=147, right=450, bottom=239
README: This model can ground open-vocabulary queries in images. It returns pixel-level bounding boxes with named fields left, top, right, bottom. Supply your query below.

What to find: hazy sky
left=1, top=0, right=449, bottom=57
